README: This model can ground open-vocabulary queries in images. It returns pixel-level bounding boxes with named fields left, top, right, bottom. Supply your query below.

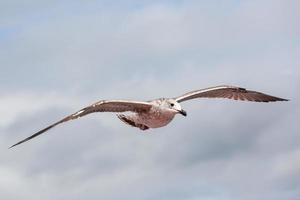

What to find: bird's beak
left=179, top=109, right=187, bottom=117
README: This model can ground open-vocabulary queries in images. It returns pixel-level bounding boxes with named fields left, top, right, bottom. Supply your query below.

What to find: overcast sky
left=1, top=0, right=299, bottom=200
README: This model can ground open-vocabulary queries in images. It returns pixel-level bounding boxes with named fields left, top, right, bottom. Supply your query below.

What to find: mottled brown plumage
left=175, top=85, right=287, bottom=102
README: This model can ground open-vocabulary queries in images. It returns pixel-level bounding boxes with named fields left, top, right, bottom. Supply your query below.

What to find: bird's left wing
left=10, top=100, right=152, bottom=148
left=175, top=85, right=288, bottom=103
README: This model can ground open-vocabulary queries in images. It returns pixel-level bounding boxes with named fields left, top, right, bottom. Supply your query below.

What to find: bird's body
left=10, top=85, right=288, bottom=148
left=117, top=98, right=178, bottom=130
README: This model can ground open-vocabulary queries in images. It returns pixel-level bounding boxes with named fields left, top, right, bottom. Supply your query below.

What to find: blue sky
left=0, top=0, right=299, bottom=200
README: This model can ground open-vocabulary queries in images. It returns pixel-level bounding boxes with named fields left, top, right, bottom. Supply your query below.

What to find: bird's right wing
left=10, top=100, right=152, bottom=148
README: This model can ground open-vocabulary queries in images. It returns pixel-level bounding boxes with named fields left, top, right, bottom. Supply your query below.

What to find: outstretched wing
left=175, top=85, right=288, bottom=103
left=10, top=100, right=152, bottom=148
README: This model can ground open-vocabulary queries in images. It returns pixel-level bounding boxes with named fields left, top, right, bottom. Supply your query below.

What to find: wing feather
left=10, top=100, right=152, bottom=148
left=238, top=93, right=245, bottom=101
left=175, top=85, right=288, bottom=103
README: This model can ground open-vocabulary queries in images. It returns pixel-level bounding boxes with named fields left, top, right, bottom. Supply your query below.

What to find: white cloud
left=0, top=92, right=81, bottom=127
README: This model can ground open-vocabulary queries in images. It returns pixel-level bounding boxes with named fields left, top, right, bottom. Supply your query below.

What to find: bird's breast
left=136, top=109, right=176, bottom=128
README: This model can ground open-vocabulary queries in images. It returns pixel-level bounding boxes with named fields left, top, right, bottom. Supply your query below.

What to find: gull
left=10, top=85, right=288, bottom=148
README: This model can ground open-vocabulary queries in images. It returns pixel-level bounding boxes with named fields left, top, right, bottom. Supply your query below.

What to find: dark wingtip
left=276, top=97, right=289, bottom=102
left=8, top=121, right=60, bottom=149
left=9, top=139, right=28, bottom=149
left=265, top=96, right=289, bottom=102
left=9, top=145, right=15, bottom=149
left=9, top=143, right=19, bottom=149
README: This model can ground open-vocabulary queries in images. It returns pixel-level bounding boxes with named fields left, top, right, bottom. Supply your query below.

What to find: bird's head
left=165, top=99, right=187, bottom=116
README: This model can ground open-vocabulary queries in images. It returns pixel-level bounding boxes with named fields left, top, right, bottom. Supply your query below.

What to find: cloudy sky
left=1, top=0, right=299, bottom=199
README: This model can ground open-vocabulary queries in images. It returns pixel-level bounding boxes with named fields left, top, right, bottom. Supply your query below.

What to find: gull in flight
left=10, top=85, right=288, bottom=148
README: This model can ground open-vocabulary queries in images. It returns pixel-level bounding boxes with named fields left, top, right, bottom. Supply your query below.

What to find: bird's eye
left=170, top=103, right=174, bottom=107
